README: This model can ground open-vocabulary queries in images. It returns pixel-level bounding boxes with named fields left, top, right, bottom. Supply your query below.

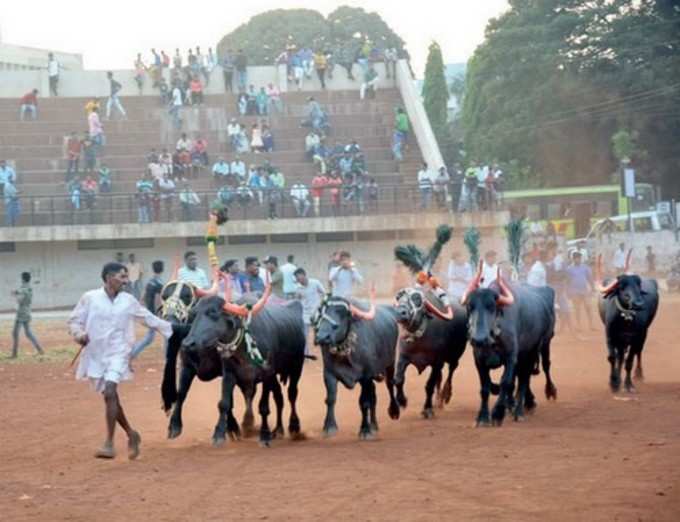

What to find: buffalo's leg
left=287, top=366, right=303, bottom=438
left=358, top=379, right=375, bottom=440
left=271, top=379, right=285, bottom=438
left=514, top=362, right=531, bottom=421
left=422, top=364, right=442, bottom=419
left=439, top=361, right=457, bottom=407
left=322, top=368, right=339, bottom=437
left=168, top=364, right=195, bottom=439
left=258, top=378, right=273, bottom=447
left=492, top=356, right=516, bottom=426
left=635, top=350, right=645, bottom=381
left=524, top=384, right=537, bottom=413
left=394, top=356, right=409, bottom=408
left=607, top=337, right=621, bottom=392
left=634, top=352, right=644, bottom=381
left=213, top=368, right=236, bottom=447
left=474, top=358, right=492, bottom=427
left=241, top=383, right=256, bottom=438
left=385, top=364, right=400, bottom=420
left=368, top=377, right=379, bottom=433
left=541, top=340, right=558, bottom=400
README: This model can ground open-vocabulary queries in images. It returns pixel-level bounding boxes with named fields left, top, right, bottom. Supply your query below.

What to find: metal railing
left=0, top=183, right=477, bottom=228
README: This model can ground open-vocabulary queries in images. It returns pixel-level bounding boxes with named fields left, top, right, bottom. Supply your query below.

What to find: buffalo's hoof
left=259, top=430, right=272, bottom=448
left=634, top=367, right=644, bottom=382
left=289, top=418, right=301, bottom=436
left=624, top=383, right=637, bottom=394
left=388, top=402, right=400, bottom=420
left=491, top=418, right=504, bottom=427
left=323, top=425, right=338, bottom=438
left=370, top=421, right=379, bottom=434
left=168, top=424, right=182, bottom=439
left=272, top=425, right=285, bottom=439
left=545, top=384, right=558, bottom=401
left=421, top=408, right=434, bottom=419
left=258, top=439, right=272, bottom=448
left=359, top=429, right=376, bottom=441
left=212, top=435, right=226, bottom=448
left=397, top=394, right=408, bottom=409
left=525, top=402, right=537, bottom=415
left=609, top=376, right=621, bottom=393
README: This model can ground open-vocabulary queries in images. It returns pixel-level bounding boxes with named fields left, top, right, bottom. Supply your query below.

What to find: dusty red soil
left=1, top=302, right=679, bottom=522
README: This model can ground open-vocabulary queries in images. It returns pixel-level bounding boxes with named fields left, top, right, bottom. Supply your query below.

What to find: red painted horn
left=595, top=254, right=619, bottom=295
left=460, top=259, right=483, bottom=305
left=495, top=268, right=515, bottom=307
left=195, top=268, right=220, bottom=298
left=350, top=283, right=376, bottom=320
left=424, top=299, right=454, bottom=320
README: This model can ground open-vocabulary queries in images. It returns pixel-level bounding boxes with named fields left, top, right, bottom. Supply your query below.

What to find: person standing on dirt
left=565, top=252, right=595, bottom=334
left=10, top=272, right=44, bottom=358
left=67, top=262, right=173, bottom=460
left=130, top=260, right=165, bottom=359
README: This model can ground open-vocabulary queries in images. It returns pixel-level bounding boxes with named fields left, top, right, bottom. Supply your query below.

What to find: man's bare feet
left=128, top=431, right=141, bottom=460
left=95, top=443, right=116, bottom=459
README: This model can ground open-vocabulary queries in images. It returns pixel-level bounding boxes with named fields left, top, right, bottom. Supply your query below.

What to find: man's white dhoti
left=68, top=287, right=173, bottom=392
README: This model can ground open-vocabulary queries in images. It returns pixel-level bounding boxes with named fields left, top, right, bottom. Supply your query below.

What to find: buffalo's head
left=461, top=261, right=514, bottom=349
left=313, top=288, right=376, bottom=347
left=595, top=252, right=645, bottom=310
left=394, top=287, right=454, bottom=332
left=160, top=268, right=221, bottom=324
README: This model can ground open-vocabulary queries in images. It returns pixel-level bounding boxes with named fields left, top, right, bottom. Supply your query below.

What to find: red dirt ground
left=1, top=301, right=679, bottom=522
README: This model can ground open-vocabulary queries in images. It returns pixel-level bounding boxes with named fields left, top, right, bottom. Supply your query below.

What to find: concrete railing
left=395, top=59, right=444, bottom=171
left=0, top=63, right=397, bottom=98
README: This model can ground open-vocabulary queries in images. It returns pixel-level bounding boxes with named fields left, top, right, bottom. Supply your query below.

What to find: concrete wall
left=395, top=60, right=445, bottom=171
left=0, top=63, right=397, bottom=98
left=0, top=43, right=83, bottom=71
left=0, top=218, right=509, bottom=311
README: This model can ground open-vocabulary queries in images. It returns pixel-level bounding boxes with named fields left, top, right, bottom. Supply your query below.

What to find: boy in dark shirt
left=130, top=261, right=165, bottom=358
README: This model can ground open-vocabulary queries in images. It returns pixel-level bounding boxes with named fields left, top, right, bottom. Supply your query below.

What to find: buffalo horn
left=460, top=259, right=484, bottom=305
left=595, top=254, right=619, bottom=295
left=350, top=283, right=377, bottom=320
left=495, top=269, right=515, bottom=307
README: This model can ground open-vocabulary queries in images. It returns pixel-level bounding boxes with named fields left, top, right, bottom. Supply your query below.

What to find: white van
left=566, top=211, right=676, bottom=258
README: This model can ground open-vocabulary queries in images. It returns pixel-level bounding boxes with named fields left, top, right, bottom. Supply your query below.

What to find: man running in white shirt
left=68, top=262, right=173, bottom=460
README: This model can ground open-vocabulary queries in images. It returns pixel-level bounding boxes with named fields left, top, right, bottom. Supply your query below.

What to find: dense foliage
left=461, top=0, right=680, bottom=194
left=217, top=6, right=404, bottom=65
left=422, top=42, right=455, bottom=167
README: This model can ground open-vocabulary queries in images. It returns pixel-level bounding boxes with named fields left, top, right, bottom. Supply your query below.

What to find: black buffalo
left=181, top=286, right=308, bottom=447
left=595, top=252, right=659, bottom=392
left=159, top=278, right=256, bottom=442
left=313, top=293, right=400, bottom=439
left=463, top=265, right=557, bottom=426
left=393, top=287, right=468, bottom=418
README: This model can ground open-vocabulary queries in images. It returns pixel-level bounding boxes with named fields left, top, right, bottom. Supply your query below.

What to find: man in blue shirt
left=565, top=252, right=595, bottom=332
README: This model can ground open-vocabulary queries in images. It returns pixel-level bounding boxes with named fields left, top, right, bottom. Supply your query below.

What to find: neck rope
left=614, top=295, right=636, bottom=321
left=215, top=312, right=265, bottom=367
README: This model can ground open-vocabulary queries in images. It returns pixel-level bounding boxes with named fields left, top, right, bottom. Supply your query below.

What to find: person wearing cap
left=263, top=256, right=285, bottom=301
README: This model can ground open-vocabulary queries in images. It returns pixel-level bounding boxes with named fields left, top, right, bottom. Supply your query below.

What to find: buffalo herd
left=158, top=248, right=658, bottom=447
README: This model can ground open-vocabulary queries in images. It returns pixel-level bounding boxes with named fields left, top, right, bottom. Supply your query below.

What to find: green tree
left=217, top=9, right=328, bottom=64
left=422, top=42, right=450, bottom=163
left=461, top=0, right=680, bottom=193
left=217, top=6, right=405, bottom=65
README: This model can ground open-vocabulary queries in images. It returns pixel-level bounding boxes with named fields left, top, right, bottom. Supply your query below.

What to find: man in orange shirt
left=20, top=89, right=39, bottom=121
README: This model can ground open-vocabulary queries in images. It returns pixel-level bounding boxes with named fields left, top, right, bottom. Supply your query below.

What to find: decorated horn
left=624, top=248, right=633, bottom=274
left=595, top=254, right=619, bottom=295
left=460, top=259, right=484, bottom=305
left=350, top=283, right=376, bottom=320
left=195, top=268, right=220, bottom=298
left=495, top=268, right=515, bottom=307
left=171, top=254, right=181, bottom=280
left=424, top=299, right=454, bottom=320
left=223, top=271, right=232, bottom=303
left=250, top=278, right=272, bottom=316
